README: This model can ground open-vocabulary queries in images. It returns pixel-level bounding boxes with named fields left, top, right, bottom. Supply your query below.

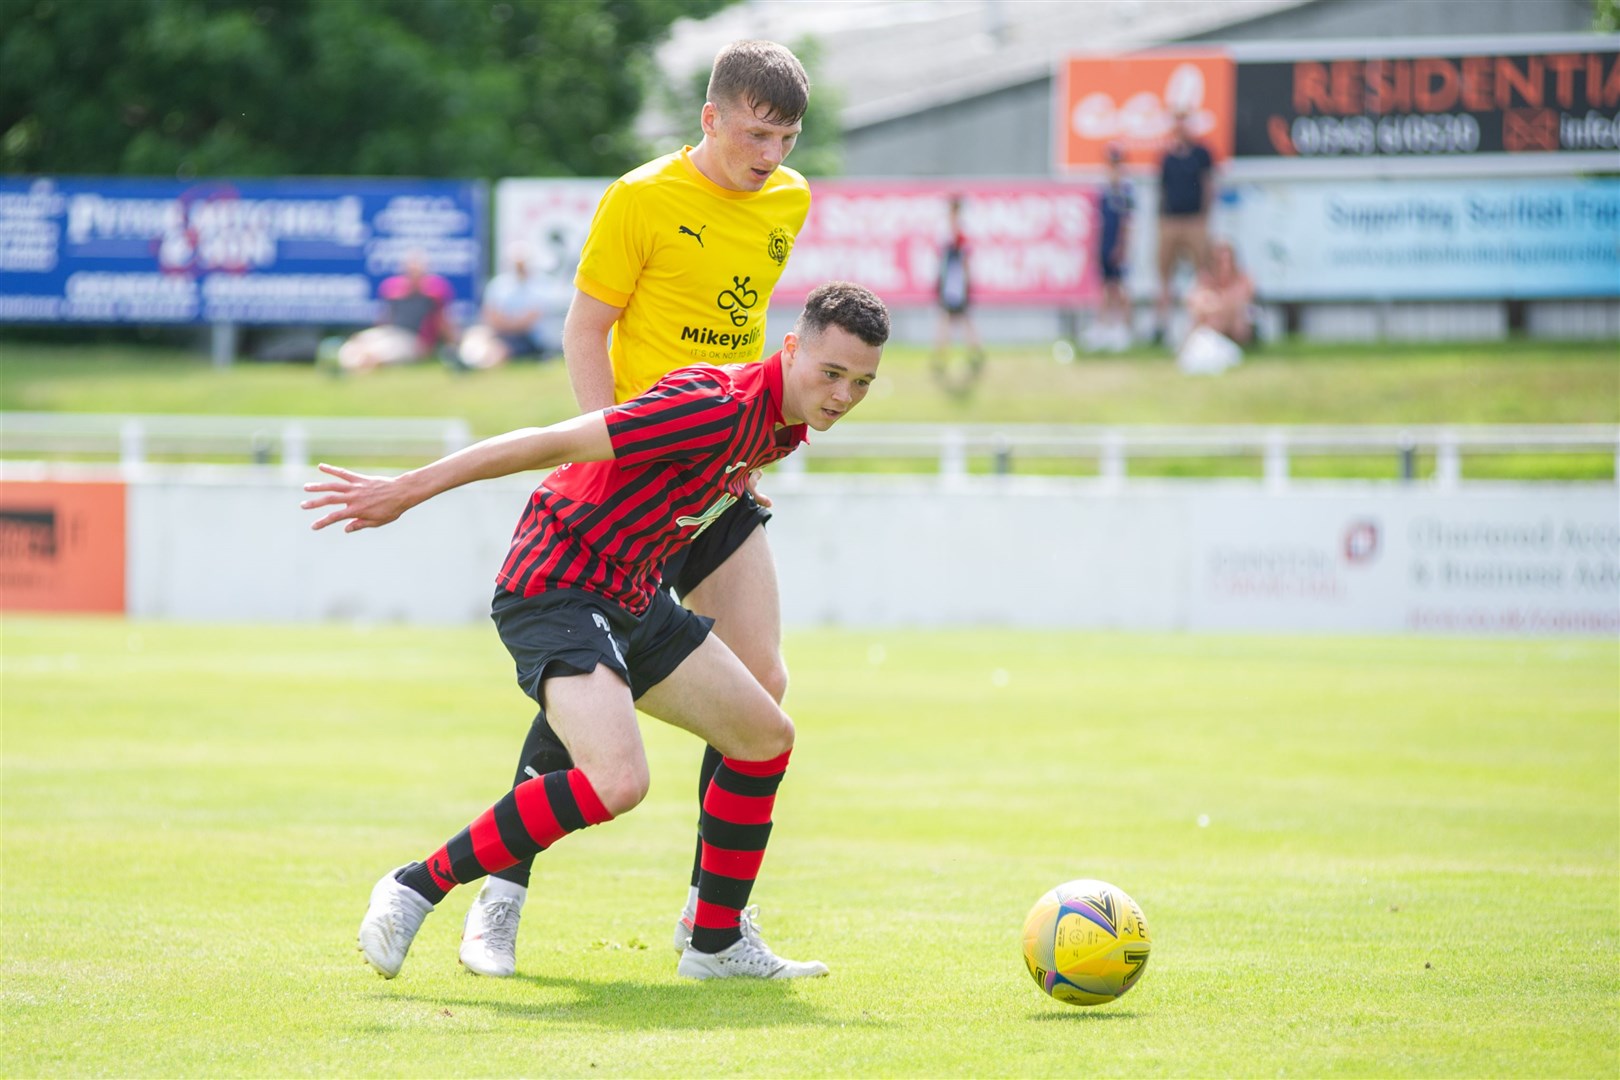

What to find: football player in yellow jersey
left=458, top=41, right=817, bottom=978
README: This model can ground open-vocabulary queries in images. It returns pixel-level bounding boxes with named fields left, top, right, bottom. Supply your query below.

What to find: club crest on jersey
left=766, top=227, right=792, bottom=266
left=677, top=493, right=738, bottom=537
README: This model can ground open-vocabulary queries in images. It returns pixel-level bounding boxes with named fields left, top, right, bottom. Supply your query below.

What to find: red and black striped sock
left=689, top=750, right=790, bottom=955
left=397, top=768, right=612, bottom=904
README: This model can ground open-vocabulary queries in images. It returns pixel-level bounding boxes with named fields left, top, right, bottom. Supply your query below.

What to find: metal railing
left=0, top=412, right=472, bottom=473
left=2, top=415, right=1615, bottom=487
left=774, top=423, right=1620, bottom=487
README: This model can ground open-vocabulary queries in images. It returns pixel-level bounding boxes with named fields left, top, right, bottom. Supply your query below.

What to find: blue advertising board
left=1219, top=176, right=1620, bottom=300
left=0, top=177, right=486, bottom=325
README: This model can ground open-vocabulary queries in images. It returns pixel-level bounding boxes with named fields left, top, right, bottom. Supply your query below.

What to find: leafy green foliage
left=0, top=0, right=734, bottom=177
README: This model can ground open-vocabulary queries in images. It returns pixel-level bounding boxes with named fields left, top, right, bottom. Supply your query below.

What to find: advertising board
left=1056, top=36, right=1620, bottom=177
left=1054, top=50, right=1235, bottom=172
left=1220, top=176, right=1620, bottom=299
left=0, top=176, right=486, bottom=325
left=0, top=480, right=126, bottom=613
left=496, top=178, right=1101, bottom=308
left=1234, top=43, right=1620, bottom=163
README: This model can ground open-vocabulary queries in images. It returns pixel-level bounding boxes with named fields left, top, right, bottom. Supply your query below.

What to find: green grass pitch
left=2, top=617, right=1616, bottom=1077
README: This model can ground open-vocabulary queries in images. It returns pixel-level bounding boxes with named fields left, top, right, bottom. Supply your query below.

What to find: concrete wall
left=1179, top=0, right=1596, bottom=43
left=106, top=470, right=1620, bottom=635
left=844, top=0, right=1600, bottom=178
left=843, top=78, right=1052, bottom=179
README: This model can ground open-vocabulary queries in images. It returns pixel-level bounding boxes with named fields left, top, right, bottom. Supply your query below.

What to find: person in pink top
left=337, top=250, right=459, bottom=372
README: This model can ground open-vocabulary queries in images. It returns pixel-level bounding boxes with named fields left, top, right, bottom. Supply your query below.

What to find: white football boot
left=357, top=866, right=435, bottom=978
left=676, top=905, right=829, bottom=980
left=673, top=885, right=698, bottom=952
left=460, top=877, right=525, bottom=977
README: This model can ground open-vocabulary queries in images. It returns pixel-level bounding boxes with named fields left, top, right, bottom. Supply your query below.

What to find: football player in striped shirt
left=302, top=282, right=889, bottom=981
left=474, top=39, right=818, bottom=977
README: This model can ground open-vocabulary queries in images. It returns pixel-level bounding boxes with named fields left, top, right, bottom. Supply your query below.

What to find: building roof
left=652, top=0, right=1315, bottom=133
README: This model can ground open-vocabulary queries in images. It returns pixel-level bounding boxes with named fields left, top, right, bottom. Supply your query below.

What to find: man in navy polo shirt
left=1154, top=111, right=1214, bottom=345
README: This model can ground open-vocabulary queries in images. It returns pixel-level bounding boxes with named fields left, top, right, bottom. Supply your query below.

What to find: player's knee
left=584, top=760, right=650, bottom=817
left=756, top=657, right=789, bottom=705
left=746, top=708, right=794, bottom=761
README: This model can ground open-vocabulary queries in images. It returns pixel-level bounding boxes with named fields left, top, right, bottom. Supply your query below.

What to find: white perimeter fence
left=2, top=414, right=1616, bottom=635
left=4, top=413, right=1617, bottom=488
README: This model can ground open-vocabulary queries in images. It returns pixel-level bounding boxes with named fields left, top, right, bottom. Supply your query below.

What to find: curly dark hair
left=796, top=281, right=890, bottom=347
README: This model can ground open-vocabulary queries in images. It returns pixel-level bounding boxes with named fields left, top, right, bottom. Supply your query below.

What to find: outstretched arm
left=302, top=411, right=612, bottom=533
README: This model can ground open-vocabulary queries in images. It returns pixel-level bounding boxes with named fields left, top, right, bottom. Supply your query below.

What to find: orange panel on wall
left=0, top=480, right=126, bottom=613
left=1056, top=50, right=1235, bottom=171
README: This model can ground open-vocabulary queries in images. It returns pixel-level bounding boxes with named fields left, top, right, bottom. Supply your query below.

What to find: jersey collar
left=763, top=351, right=809, bottom=448
left=679, top=146, right=766, bottom=202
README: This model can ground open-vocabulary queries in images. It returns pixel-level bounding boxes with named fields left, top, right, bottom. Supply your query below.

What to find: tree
left=1596, top=0, right=1619, bottom=32
left=0, top=0, right=734, bottom=178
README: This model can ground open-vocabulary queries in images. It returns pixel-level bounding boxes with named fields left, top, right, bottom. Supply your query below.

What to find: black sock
left=492, top=710, right=574, bottom=889
left=396, top=862, right=445, bottom=905
left=688, top=743, right=725, bottom=889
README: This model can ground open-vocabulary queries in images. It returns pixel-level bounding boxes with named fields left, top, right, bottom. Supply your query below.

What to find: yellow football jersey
left=575, top=146, right=811, bottom=403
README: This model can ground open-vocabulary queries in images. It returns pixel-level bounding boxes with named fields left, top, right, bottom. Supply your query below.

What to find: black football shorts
left=660, top=491, right=772, bottom=602
left=490, top=586, right=714, bottom=703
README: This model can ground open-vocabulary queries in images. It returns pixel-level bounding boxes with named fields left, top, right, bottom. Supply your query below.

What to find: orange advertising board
left=0, top=480, right=126, bottom=613
left=1055, top=50, right=1235, bottom=171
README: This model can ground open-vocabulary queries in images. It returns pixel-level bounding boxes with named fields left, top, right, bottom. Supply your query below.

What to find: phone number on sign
left=1289, top=113, right=1482, bottom=156
left=1407, top=607, right=1619, bottom=633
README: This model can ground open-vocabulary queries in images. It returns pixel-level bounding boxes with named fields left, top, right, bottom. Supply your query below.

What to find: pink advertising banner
left=495, top=178, right=1102, bottom=308
left=776, top=181, right=1102, bottom=306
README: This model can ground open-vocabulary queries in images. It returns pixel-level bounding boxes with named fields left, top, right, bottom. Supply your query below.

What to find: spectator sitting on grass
left=1186, top=240, right=1254, bottom=347
left=1177, top=240, right=1254, bottom=376
left=331, top=252, right=458, bottom=373
left=458, top=246, right=555, bottom=370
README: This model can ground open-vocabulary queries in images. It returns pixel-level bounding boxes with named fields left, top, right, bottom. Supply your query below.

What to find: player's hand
left=301, top=463, right=410, bottom=532
left=745, top=468, right=772, bottom=509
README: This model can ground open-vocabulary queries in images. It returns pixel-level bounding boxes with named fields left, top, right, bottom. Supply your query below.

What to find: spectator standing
left=931, top=195, right=985, bottom=396
left=1087, top=143, right=1135, bottom=352
left=1154, top=111, right=1214, bottom=345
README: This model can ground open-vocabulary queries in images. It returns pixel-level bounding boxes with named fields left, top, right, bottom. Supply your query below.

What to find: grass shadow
left=1027, top=1008, right=1140, bottom=1022
left=392, top=971, right=888, bottom=1032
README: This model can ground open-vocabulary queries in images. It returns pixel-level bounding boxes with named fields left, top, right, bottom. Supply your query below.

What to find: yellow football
left=1021, top=879, right=1151, bottom=1006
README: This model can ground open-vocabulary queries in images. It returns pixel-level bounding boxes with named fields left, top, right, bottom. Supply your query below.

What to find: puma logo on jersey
left=678, top=224, right=706, bottom=247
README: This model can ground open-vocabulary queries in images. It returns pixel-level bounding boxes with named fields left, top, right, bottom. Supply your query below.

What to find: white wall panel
left=117, top=472, right=1618, bottom=636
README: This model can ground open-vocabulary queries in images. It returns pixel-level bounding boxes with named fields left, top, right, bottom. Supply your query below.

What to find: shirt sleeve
left=574, top=180, right=647, bottom=309
left=603, top=367, right=740, bottom=467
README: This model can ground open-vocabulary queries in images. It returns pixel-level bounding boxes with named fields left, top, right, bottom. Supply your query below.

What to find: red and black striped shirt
left=496, top=351, right=807, bottom=614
